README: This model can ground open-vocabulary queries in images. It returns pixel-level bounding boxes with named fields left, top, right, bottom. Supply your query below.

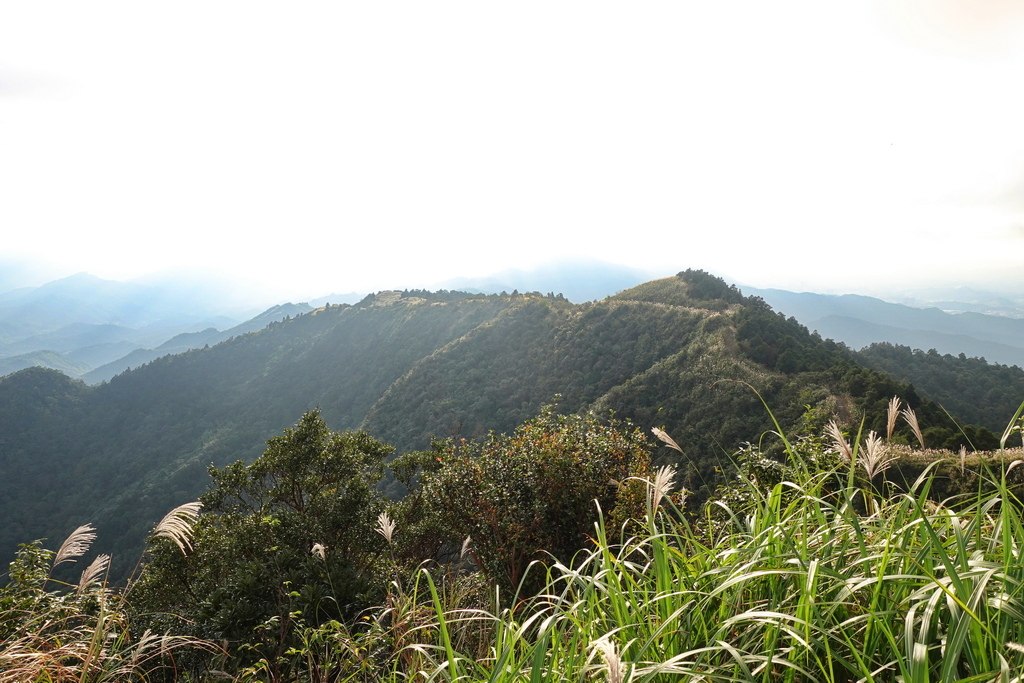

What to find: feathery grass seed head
left=376, top=511, right=396, bottom=544
left=861, top=430, right=898, bottom=479
left=77, top=554, right=110, bottom=592
left=650, top=464, right=677, bottom=510
left=591, top=636, right=628, bottom=683
left=826, top=421, right=852, bottom=462
left=887, top=396, right=902, bottom=440
left=152, top=502, right=202, bottom=555
left=650, top=427, right=683, bottom=453
left=54, top=524, right=97, bottom=566
left=902, top=406, right=925, bottom=448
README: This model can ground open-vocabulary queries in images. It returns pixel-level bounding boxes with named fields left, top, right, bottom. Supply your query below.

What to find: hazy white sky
left=3, top=1, right=1024, bottom=302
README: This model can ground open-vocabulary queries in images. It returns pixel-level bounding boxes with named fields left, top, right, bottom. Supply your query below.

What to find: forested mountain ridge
left=857, top=342, right=1024, bottom=435
left=80, top=301, right=314, bottom=383
left=0, top=272, right=988, bottom=578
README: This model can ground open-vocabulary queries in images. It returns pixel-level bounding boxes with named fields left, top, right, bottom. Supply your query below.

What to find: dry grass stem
left=153, top=501, right=202, bottom=554
left=54, top=524, right=97, bottom=566
left=902, top=407, right=925, bottom=448
left=650, top=427, right=683, bottom=454
left=886, top=396, right=902, bottom=440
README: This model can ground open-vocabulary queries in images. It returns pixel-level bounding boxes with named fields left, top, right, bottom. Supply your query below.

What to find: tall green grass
left=320, top=416, right=1024, bottom=683
left=10, top=412, right=1024, bottom=682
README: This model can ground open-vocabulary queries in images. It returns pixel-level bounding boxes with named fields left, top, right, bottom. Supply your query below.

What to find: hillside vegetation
left=5, top=399, right=1024, bottom=682
left=0, top=271, right=995, bottom=578
left=858, top=342, right=1024, bottom=436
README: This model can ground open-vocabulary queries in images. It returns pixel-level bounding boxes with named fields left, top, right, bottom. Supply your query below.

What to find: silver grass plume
left=886, top=396, right=902, bottom=440
left=461, top=535, right=473, bottom=560
left=54, top=524, right=97, bottom=566
left=77, top=554, right=110, bottom=592
left=861, top=430, right=898, bottom=480
left=311, top=543, right=326, bottom=561
left=591, top=636, right=629, bottom=683
left=153, top=502, right=202, bottom=555
left=650, top=465, right=677, bottom=511
left=825, top=421, right=852, bottom=462
left=128, top=630, right=160, bottom=667
left=650, top=427, right=683, bottom=454
left=376, top=511, right=397, bottom=545
left=902, top=406, right=925, bottom=448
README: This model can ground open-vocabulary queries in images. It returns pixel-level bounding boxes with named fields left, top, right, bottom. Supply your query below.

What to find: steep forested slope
left=0, top=273, right=977, bottom=578
left=858, top=342, right=1024, bottom=437
left=0, top=292, right=515, bottom=575
left=362, top=297, right=708, bottom=447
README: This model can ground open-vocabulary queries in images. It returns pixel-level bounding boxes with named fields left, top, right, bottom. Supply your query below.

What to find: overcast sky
left=3, top=1, right=1024, bottom=303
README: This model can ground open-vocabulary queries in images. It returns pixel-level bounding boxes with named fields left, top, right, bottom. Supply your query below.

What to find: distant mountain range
left=746, top=288, right=1024, bottom=370
left=434, top=264, right=1024, bottom=370
left=3, top=263, right=1024, bottom=390
left=0, top=273, right=310, bottom=382
left=0, top=262, right=663, bottom=383
left=79, top=302, right=314, bottom=383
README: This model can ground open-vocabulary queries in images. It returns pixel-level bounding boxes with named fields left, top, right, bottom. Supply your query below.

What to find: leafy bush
left=413, top=405, right=655, bottom=597
left=131, top=410, right=393, bottom=679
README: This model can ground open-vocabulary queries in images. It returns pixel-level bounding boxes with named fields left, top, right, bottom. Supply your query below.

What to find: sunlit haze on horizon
left=3, top=1, right=1024, bottom=304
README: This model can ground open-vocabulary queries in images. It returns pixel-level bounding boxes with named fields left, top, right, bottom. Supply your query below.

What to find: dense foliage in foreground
left=5, top=401, right=1024, bottom=682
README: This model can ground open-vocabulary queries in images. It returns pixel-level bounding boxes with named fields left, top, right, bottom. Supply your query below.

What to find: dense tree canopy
left=407, top=406, right=656, bottom=596
left=131, top=411, right=393, bottom=679
left=858, top=342, right=1024, bottom=437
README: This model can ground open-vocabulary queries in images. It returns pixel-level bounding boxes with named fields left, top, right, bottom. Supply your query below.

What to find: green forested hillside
left=0, top=272, right=980, bottom=577
left=0, top=349, right=93, bottom=378
left=857, top=341, right=1024, bottom=437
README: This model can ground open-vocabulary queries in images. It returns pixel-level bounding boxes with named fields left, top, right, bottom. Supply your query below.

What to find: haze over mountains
left=3, top=261, right=1022, bottom=387
left=746, top=288, right=1024, bottom=370
left=0, top=272, right=311, bottom=382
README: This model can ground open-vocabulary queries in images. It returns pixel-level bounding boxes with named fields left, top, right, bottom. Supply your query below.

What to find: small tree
left=417, top=406, right=655, bottom=597
left=132, top=410, right=392, bottom=678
